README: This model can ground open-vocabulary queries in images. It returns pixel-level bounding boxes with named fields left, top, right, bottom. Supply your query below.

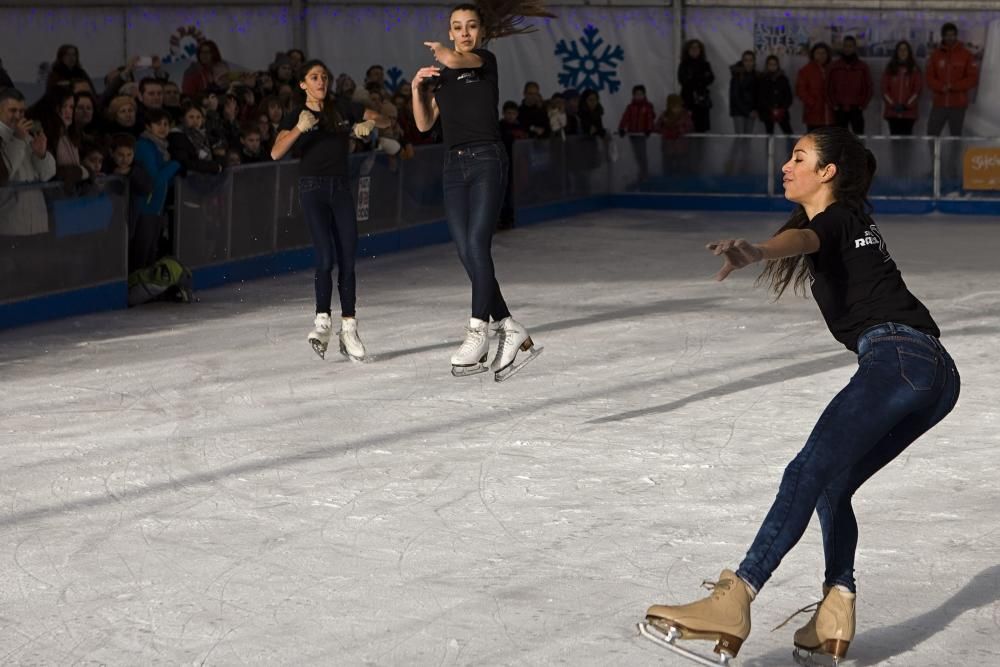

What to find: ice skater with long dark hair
left=639, top=126, right=960, bottom=666
left=411, top=1, right=552, bottom=381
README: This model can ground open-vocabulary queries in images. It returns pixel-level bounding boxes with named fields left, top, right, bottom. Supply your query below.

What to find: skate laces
left=701, top=577, right=735, bottom=599
left=772, top=599, right=822, bottom=632
left=459, top=325, right=486, bottom=352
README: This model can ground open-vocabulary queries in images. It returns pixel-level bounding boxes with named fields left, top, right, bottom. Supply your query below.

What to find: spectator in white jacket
left=0, top=88, right=56, bottom=235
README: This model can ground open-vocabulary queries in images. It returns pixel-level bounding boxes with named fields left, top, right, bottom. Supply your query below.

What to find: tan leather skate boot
left=645, top=569, right=755, bottom=658
left=785, top=585, right=855, bottom=664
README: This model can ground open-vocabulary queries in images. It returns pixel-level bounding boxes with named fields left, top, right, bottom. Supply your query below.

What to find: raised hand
left=353, top=119, right=376, bottom=138
left=296, top=110, right=318, bottom=133
left=411, top=66, right=441, bottom=93
left=423, top=42, right=450, bottom=65
left=706, top=238, right=764, bottom=282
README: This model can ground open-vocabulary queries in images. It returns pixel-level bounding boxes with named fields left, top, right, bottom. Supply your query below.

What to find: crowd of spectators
left=0, top=21, right=984, bottom=242
left=711, top=22, right=979, bottom=137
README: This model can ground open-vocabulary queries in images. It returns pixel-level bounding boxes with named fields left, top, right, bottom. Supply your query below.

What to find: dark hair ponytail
left=450, top=1, right=556, bottom=42
left=757, top=127, right=877, bottom=299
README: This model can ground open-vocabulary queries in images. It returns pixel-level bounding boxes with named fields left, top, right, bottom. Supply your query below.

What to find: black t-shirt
left=278, top=96, right=365, bottom=177
left=433, top=48, right=501, bottom=149
left=806, top=202, right=939, bottom=351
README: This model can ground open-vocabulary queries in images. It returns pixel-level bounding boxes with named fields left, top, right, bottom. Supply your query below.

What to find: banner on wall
left=963, top=147, right=1000, bottom=190
left=752, top=10, right=988, bottom=60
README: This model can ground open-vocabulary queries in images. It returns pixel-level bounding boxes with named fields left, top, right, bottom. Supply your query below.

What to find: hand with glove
left=353, top=119, right=376, bottom=138
left=618, top=128, right=626, bottom=138
left=893, top=103, right=907, bottom=114
left=296, top=110, right=319, bottom=133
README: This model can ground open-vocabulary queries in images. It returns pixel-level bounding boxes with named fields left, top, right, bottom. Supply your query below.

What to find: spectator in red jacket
left=881, top=41, right=923, bottom=136
left=618, top=84, right=656, bottom=186
left=618, top=84, right=656, bottom=136
left=182, top=41, right=230, bottom=98
left=925, top=22, right=979, bottom=136
left=827, top=36, right=872, bottom=135
left=795, top=43, right=833, bottom=131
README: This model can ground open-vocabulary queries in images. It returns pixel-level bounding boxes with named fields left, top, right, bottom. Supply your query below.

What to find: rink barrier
left=2, top=134, right=999, bottom=329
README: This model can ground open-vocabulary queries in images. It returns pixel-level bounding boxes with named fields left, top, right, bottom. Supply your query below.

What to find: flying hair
left=451, top=1, right=556, bottom=42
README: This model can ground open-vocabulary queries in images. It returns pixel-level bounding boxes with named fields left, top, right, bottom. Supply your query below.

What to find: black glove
left=618, top=128, right=626, bottom=137
left=893, top=103, right=907, bottom=114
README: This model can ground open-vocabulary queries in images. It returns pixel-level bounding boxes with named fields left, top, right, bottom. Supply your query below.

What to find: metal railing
left=2, top=133, right=998, bottom=315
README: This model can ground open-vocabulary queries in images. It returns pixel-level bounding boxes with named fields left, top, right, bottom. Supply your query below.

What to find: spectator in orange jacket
left=827, top=36, right=872, bottom=135
left=795, top=43, right=833, bottom=131
left=925, top=23, right=979, bottom=136
left=881, top=41, right=922, bottom=136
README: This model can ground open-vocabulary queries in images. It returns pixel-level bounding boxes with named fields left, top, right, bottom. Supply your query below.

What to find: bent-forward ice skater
left=639, top=127, right=960, bottom=666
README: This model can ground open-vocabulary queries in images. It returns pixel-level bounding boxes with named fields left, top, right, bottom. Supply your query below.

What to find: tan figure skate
left=776, top=585, right=855, bottom=666
left=638, top=569, right=755, bottom=666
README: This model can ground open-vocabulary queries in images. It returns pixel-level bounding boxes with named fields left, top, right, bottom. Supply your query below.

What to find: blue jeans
left=737, top=323, right=960, bottom=593
left=443, top=142, right=512, bottom=322
left=299, top=176, right=357, bottom=317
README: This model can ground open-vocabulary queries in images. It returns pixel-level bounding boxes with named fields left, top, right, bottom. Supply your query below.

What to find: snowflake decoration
left=554, top=25, right=625, bottom=94
left=384, top=66, right=405, bottom=94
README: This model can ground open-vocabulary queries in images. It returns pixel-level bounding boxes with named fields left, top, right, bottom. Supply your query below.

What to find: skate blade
left=637, top=622, right=735, bottom=666
left=493, top=346, right=543, bottom=383
left=338, top=341, right=369, bottom=363
left=451, top=363, right=489, bottom=377
left=310, top=339, right=328, bottom=360
left=793, top=648, right=844, bottom=667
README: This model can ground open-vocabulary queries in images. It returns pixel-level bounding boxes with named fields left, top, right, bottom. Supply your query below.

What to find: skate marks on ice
left=738, top=564, right=1000, bottom=667
left=368, top=296, right=724, bottom=363
left=587, top=351, right=849, bottom=424
left=638, top=621, right=736, bottom=666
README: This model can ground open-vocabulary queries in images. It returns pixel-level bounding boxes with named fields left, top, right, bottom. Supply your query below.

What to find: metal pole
left=766, top=135, right=775, bottom=197
left=292, top=0, right=305, bottom=52
left=673, top=0, right=684, bottom=93
left=932, top=138, right=941, bottom=200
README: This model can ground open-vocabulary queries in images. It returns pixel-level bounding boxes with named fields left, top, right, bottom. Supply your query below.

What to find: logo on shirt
left=854, top=224, right=890, bottom=262
left=457, top=71, right=480, bottom=84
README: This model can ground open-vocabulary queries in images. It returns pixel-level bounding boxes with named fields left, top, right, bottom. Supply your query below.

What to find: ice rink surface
left=1, top=209, right=998, bottom=665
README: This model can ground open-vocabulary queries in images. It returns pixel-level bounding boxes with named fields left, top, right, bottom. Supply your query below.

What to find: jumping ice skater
left=411, top=1, right=551, bottom=381
left=271, top=60, right=388, bottom=361
left=638, top=127, right=960, bottom=666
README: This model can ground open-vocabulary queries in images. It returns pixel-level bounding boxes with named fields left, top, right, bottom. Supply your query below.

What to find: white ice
left=1, top=210, right=998, bottom=665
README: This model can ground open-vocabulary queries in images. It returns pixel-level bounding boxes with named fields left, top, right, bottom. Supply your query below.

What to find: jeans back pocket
left=898, top=348, right=938, bottom=391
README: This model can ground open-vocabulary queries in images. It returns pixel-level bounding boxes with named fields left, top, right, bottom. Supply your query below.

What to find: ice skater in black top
left=411, top=1, right=552, bottom=381
left=639, top=127, right=960, bottom=666
left=271, top=60, right=388, bottom=361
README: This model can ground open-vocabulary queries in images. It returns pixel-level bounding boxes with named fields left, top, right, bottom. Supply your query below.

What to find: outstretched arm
left=707, top=228, right=820, bottom=281
left=424, top=42, right=483, bottom=70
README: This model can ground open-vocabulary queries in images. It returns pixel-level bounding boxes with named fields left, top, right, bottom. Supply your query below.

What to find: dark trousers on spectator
left=763, top=116, right=793, bottom=135
left=927, top=108, right=966, bottom=137
left=629, top=135, right=650, bottom=185
left=299, top=175, right=357, bottom=317
left=835, top=108, right=865, bottom=135
left=887, top=119, right=916, bottom=135
left=690, top=107, right=711, bottom=133
left=129, top=213, right=165, bottom=273
left=443, top=141, right=511, bottom=323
